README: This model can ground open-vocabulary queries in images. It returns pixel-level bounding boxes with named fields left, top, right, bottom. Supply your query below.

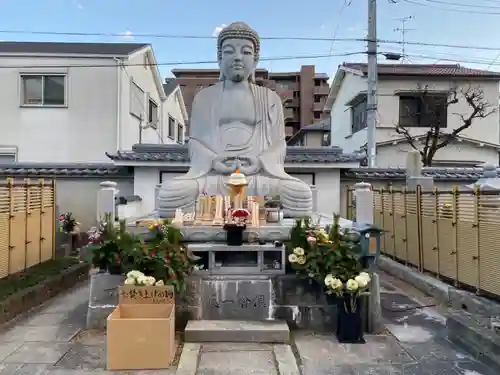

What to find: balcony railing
left=314, top=86, right=330, bottom=95
left=313, top=102, right=326, bottom=111
left=284, top=108, right=295, bottom=121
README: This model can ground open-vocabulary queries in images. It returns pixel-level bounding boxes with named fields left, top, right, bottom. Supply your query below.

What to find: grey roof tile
left=301, top=118, right=330, bottom=132
left=163, top=79, right=178, bottom=96
left=0, top=163, right=131, bottom=177
left=105, top=143, right=362, bottom=164
left=342, top=167, right=497, bottom=181
left=0, top=41, right=148, bottom=56
left=343, top=63, right=500, bottom=78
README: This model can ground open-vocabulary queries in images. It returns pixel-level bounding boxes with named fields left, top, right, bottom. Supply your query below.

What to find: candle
left=206, top=196, right=213, bottom=218
left=213, top=196, right=224, bottom=225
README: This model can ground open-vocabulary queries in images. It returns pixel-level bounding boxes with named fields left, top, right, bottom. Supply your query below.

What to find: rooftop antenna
left=393, top=16, right=414, bottom=63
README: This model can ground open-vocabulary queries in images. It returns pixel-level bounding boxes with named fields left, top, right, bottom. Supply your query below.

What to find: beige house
left=325, top=63, right=500, bottom=167
left=288, top=118, right=330, bottom=147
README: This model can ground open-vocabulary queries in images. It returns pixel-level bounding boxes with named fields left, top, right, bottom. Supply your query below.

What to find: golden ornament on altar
left=225, top=170, right=248, bottom=209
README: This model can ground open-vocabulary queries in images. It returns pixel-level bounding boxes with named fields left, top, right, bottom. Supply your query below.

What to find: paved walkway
left=0, top=274, right=497, bottom=374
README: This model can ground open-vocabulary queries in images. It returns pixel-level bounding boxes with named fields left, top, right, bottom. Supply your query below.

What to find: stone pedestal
left=86, top=273, right=125, bottom=329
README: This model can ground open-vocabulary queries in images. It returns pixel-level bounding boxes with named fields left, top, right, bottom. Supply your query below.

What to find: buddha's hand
left=239, top=156, right=261, bottom=176
left=212, top=155, right=234, bottom=174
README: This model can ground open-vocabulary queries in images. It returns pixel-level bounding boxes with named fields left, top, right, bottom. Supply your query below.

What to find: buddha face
left=219, top=38, right=256, bottom=83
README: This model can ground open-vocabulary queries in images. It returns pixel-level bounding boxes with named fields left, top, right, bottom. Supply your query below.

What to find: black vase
left=107, top=265, right=123, bottom=275
left=223, top=224, right=246, bottom=246
left=336, top=296, right=365, bottom=344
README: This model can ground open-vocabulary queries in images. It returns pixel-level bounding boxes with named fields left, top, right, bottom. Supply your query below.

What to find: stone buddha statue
left=157, top=22, right=313, bottom=218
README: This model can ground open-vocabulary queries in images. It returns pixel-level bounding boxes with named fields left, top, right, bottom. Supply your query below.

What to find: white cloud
left=71, top=0, right=83, bottom=9
left=121, top=30, right=134, bottom=40
left=212, top=24, right=227, bottom=37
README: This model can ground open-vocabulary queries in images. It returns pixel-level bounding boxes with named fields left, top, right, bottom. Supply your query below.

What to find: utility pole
left=366, top=0, right=378, bottom=168
left=394, top=16, right=414, bottom=63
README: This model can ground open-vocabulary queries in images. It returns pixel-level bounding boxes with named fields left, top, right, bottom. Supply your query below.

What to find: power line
left=1, top=29, right=500, bottom=54
left=404, top=51, right=500, bottom=66
left=0, top=49, right=500, bottom=70
left=328, top=0, right=352, bottom=57
left=416, top=0, right=500, bottom=9
left=0, top=29, right=368, bottom=43
left=0, top=51, right=366, bottom=69
left=403, top=0, right=500, bottom=14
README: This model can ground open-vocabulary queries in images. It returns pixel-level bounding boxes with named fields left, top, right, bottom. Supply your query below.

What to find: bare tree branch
left=393, top=83, right=495, bottom=166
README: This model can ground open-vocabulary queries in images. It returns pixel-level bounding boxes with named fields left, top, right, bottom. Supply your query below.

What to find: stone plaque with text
left=201, top=278, right=272, bottom=320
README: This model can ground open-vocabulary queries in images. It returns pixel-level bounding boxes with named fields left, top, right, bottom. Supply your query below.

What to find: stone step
left=184, top=320, right=290, bottom=343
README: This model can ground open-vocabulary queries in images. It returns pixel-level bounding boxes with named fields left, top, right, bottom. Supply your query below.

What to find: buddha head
left=217, top=22, right=260, bottom=83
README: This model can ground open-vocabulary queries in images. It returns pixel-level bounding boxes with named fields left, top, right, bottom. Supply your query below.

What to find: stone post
left=353, top=182, right=374, bottom=225
left=97, top=181, right=118, bottom=224
left=311, top=185, right=318, bottom=213
left=353, top=182, right=383, bottom=333
left=405, top=150, right=434, bottom=191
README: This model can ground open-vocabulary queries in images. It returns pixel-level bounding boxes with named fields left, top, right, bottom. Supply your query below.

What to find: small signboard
left=368, top=237, right=378, bottom=255
left=119, top=285, right=175, bottom=305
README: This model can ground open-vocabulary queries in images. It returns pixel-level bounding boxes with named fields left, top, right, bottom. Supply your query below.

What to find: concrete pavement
left=0, top=274, right=497, bottom=374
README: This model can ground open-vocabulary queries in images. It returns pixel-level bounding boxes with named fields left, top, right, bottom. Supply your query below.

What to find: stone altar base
left=127, top=213, right=354, bottom=242
left=85, top=272, right=372, bottom=334
left=86, top=272, right=125, bottom=329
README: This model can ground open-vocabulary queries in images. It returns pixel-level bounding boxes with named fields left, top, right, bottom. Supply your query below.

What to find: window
left=148, top=98, right=158, bottom=128
left=351, top=99, right=367, bottom=133
left=130, top=81, right=144, bottom=119
left=177, top=123, right=184, bottom=144
left=168, top=116, right=175, bottom=138
left=0, top=154, right=15, bottom=163
left=322, top=132, right=330, bottom=146
left=21, top=74, right=66, bottom=106
left=399, top=95, right=447, bottom=128
left=276, top=82, right=289, bottom=91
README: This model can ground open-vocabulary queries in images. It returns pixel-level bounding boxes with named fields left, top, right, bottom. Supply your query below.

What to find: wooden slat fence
left=0, top=179, right=56, bottom=278
left=345, top=186, right=500, bottom=298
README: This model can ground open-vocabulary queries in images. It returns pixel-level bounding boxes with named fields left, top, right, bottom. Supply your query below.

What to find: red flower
left=232, top=208, right=250, bottom=218
left=151, top=252, right=156, bottom=257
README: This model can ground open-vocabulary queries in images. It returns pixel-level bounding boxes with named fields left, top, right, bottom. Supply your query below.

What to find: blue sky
left=0, top=0, right=499, bottom=79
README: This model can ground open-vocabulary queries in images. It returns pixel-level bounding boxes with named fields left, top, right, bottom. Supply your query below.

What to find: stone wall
left=87, top=273, right=369, bottom=332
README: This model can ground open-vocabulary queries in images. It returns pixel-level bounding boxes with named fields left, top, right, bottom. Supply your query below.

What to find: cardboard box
left=107, top=304, right=175, bottom=370
left=119, top=285, right=175, bottom=305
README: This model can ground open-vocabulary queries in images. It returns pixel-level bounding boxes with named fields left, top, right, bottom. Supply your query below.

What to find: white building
left=0, top=41, right=188, bottom=163
left=326, top=63, right=500, bottom=167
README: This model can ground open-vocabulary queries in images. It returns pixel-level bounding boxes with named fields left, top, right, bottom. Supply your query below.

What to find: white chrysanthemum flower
left=293, top=247, right=305, bottom=256
left=346, top=279, right=359, bottom=292
left=124, top=277, right=136, bottom=285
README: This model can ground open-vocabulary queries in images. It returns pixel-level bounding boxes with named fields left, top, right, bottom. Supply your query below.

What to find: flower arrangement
left=59, top=212, right=80, bottom=234
left=287, top=214, right=363, bottom=284
left=124, top=270, right=166, bottom=286
left=229, top=208, right=250, bottom=226
left=127, top=220, right=199, bottom=291
left=83, top=216, right=198, bottom=291
left=85, top=214, right=142, bottom=274
left=324, top=271, right=371, bottom=312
